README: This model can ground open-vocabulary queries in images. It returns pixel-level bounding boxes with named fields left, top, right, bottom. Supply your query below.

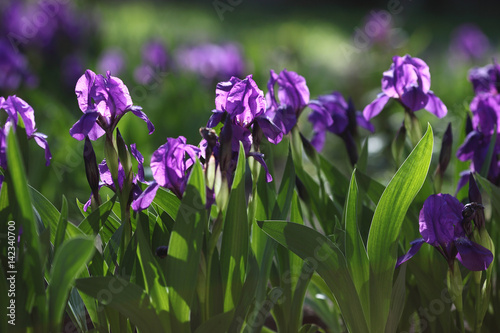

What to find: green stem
left=458, top=308, right=465, bottom=333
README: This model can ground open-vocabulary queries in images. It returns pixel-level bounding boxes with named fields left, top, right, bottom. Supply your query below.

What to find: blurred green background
left=3, top=0, right=498, bottom=219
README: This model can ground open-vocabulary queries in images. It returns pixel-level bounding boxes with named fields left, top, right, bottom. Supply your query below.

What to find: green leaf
left=355, top=170, right=386, bottom=206
left=220, top=143, right=249, bottom=312
left=385, top=263, right=407, bottom=333
left=77, top=195, right=118, bottom=239
left=136, top=218, right=170, bottom=326
left=194, top=310, right=234, bottom=333
left=166, top=160, right=207, bottom=333
left=480, top=125, right=497, bottom=177
left=344, top=169, right=370, bottom=325
left=258, top=221, right=369, bottom=333
left=76, top=276, right=167, bottom=332
left=366, top=124, right=433, bottom=332
left=53, top=195, right=68, bottom=255
left=476, top=174, right=500, bottom=217
left=48, top=236, right=95, bottom=331
left=153, top=186, right=181, bottom=221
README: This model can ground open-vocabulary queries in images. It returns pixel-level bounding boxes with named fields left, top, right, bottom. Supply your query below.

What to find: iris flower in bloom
left=69, top=69, right=155, bottom=141
left=363, top=54, right=447, bottom=120
left=207, top=75, right=272, bottom=182
left=0, top=96, right=51, bottom=190
left=134, top=40, right=169, bottom=85
left=308, top=92, right=374, bottom=156
left=132, top=136, right=200, bottom=211
left=396, top=194, right=493, bottom=271
left=0, top=95, right=51, bottom=167
left=257, top=69, right=310, bottom=144
left=84, top=143, right=147, bottom=212
left=450, top=24, right=490, bottom=62
left=456, top=89, right=500, bottom=187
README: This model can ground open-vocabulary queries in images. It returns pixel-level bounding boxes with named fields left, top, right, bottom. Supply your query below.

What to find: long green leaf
left=166, top=161, right=207, bottom=333
left=75, top=276, right=167, bottom=332
left=48, top=236, right=95, bottom=331
left=344, top=169, right=370, bottom=326
left=220, top=143, right=249, bottom=312
left=366, top=124, right=433, bottom=332
left=136, top=218, right=170, bottom=326
left=53, top=195, right=68, bottom=255
left=258, top=221, right=369, bottom=333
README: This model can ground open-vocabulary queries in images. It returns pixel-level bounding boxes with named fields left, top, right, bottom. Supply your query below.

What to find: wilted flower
left=256, top=69, right=310, bottom=144
left=363, top=54, right=447, bottom=120
left=175, top=42, right=245, bottom=82
left=450, top=24, right=490, bottom=61
left=308, top=92, right=374, bottom=154
left=132, top=136, right=200, bottom=211
left=69, top=69, right=155, bottom=141
left=397, top=194, right=493, bottom=271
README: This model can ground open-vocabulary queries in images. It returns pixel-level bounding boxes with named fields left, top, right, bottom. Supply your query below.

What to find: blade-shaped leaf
left=53, top=195, right=68, bottom=255
left=48, top=236, right=95, bottom=331
left=344, top=169, right=370, bottom=326
left=220, top=143, right=248, bottom=312
left=166, top=161, right=207, bottom=333
left=76, top=276, right=167, bottom=332
left=366, top=124, right=433, bottom=332
left=258, top=221, right=369, bottom=333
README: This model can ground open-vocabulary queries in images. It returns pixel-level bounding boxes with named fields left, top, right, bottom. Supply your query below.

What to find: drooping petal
left=4, top=96, right=36, bottom=136
left=131, top=181, right=160, bottom=211
left=130, top=106, right=155, bottom=134
left=455, top=237, right=493, bottom=271
left=425, top=91, right=448, bottom=118
left=308, top=102, right=334, bottom=132
left=356, top=112, right=375, bottom=132
left=456, top=131, right=483, bottom=161
left=207, top=110, right=225, bottom=128
left=130, top=143, right=145, bottom=182
left=31, top=132, right=52, bottom=166
left=69, top=111, right=104, bottom=141
left=256, top=113, right=283, bottom=145
left=396, top=238, right=425, bottom=267
left=265, top=69, right=279, bottom=110
left=248, top=152, right=272, bottom=182
left=363, top=93, right=390, bottom=120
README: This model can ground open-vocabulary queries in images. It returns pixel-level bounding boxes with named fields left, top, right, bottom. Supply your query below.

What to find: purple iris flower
left=363, top=54, right=447, bottom=121
left=468, top=62, right=500, bottom=95
left=456, top=94, right=500, bottom=186
left=175, top=42, right=245, bottom=82
left=0, top=95, right=51, bottom=168
left=308, top=91, right=374, bottom=152
left=397, top=194, right=493, bottom=271
left=206, top=75, right=272, bottom=182
left=450, top=24, right=490, bottom=61
left=132, top=136, right=200, bottom=211
left=256, top=69, right=310, bottom=144
left=84, top=143, right=147, bottom=212
left=69, top=69, right=155, bottom=141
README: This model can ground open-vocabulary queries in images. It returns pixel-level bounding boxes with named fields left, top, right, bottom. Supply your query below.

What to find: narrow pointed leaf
left=258, top=221, right=369, bottom=333
left=48, top=236, right=95, bottom=331
left=220, top=143, right=249, bottom=312
left=366, top=124, right=433, bottom=332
